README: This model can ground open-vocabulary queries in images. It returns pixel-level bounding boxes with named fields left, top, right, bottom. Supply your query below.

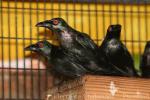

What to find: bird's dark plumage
left=140, top=41, right=150, bottom=77
left=36, top=18, right=98, bottom=52
left=36, top=18, right=109, bottom=74
left=99, top=24, right=137, bottom=77
left=25, top=40, right=88, bottom=79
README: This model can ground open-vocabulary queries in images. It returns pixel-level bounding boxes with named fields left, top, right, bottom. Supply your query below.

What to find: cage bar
left=0, top=0, right=150, bottom=100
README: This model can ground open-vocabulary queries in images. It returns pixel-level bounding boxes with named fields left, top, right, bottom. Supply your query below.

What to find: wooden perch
left=45, top=75, right=150, bottom=100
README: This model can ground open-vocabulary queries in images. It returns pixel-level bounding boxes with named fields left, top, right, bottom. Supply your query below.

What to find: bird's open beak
left=24, top=45, right=38, bottom=52
left=35, top=20, right=52, bottom=29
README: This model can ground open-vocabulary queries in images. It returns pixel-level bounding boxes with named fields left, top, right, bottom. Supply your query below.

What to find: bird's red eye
left=53, top=19, right=59, bottom=25
left=38, top=43, right=44, bottom=48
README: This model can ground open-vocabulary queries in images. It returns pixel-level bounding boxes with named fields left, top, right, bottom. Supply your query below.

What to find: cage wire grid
left=0, top=0, right=150, bottom=100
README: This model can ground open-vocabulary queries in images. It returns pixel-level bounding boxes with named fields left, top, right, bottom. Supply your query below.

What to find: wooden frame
left=46, top=75, right=150, bottom=100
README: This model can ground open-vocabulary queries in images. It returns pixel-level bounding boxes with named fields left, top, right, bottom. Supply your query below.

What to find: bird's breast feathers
left=60, top=31, right=73, bottom=47
left=60, top=31, right=72, bottom=41
left=107, top=39, right=120, bottom=49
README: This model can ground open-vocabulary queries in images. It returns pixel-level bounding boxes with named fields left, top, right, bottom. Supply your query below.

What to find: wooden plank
left=46, top=75, right=150, bottom=100
left=84, top=76, right=150, bottom=100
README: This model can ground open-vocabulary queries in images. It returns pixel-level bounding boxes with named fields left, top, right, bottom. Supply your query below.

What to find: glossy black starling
left=36, top=18, right=98, bottom=52
left=99, top=24, right=137, bottom=77
left=25, top=40, right=88, bottom=79
left=35, top=18, right=109, bottom=74
left=140, top=41, right=150, bottom=77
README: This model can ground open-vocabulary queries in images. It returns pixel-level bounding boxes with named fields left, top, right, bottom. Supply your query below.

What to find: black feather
left=36, top=18, right=109, bottom=75
left=140, top=41, right=150, bottom=77
left=99, top=24, right=137, bottom=77
left=25, top=40, right=88, bottom=79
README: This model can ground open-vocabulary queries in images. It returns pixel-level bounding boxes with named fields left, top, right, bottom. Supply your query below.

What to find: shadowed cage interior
left=0, top=0, right=150, bottom=100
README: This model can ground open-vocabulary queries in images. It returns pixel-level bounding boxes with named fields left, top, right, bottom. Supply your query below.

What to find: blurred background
left=0, top=0, right=150, bottom=100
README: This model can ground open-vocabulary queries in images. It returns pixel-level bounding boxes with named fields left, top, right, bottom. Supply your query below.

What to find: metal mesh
left=0, top=0, right=150, bottom=100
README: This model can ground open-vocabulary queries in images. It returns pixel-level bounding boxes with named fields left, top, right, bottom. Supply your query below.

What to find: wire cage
left=0, top=0, right=150, bottom=100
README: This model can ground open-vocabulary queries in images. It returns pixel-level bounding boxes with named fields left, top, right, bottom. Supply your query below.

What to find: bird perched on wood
left=140, top=41, right=150, bottom=78
left=25, top=40, right=88, bottom=79
left=35, top=18, right=109, bottom=75
left=99, top=24, right=137, bottom=77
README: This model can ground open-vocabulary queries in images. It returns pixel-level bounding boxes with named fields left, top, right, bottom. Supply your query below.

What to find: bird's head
left=25, top=40, right=53, bottom=56
left=145, top=41, right=150, bottom=51
left=106, top=24, right=121, bottom=39
left=36, top=18, right=68, bottom=32
left=146, top=41, right=150, bottom=48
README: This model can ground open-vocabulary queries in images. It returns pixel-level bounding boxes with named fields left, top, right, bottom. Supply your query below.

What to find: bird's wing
left=121, top=43, right=134, bottom=67
left=104, top=42, right=135, bottom=76
left=117, top=43, right=136, bottom=76
left=53, top=58, right=87, bottom=78
left=141, top=50, right=150, bottom=67
left=75, top=32, right=98, bottom=51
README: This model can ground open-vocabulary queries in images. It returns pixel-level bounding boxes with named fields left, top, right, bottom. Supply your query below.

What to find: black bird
left=99, top=24, right=137, bottom=77
left=35, top=18, right=108, bottom=74
left=35, top=18, right=98, bottom=52
left=140, top=41, right=150, bottom=78
left=25, top=40, right=88, bottom=79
